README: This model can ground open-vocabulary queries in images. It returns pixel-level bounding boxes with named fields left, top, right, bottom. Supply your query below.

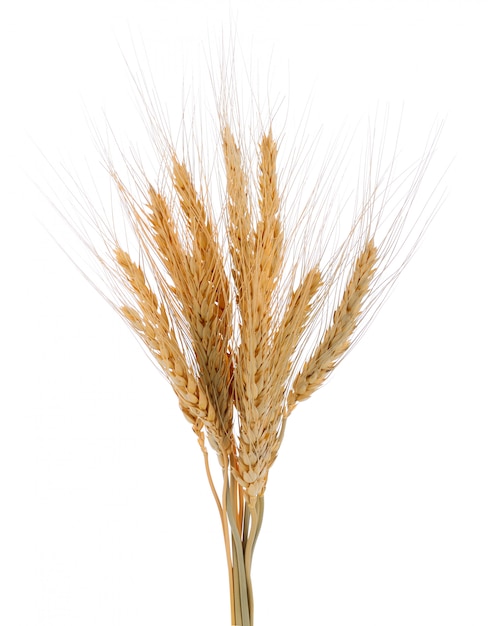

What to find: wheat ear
left=115, top=249, right=217, bottom=434
left=224, top=128, right=287, bottom=499
left=170, top=157, right=233, bottom=455
left=287, top=238, right=378, bottom=414
left=222, top=125, right=254, bottom=301
left=107, top=147, right=238, bottom=609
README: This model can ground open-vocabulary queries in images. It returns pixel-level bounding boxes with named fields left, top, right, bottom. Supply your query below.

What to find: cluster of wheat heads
left=63, top=72, right=442, bottom=624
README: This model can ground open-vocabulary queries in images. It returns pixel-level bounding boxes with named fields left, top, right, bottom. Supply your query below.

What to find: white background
left=1, top=1, right=495, bottom=625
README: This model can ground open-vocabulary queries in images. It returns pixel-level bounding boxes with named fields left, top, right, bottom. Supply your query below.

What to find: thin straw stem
left=226, top=475, right=251, bottom=626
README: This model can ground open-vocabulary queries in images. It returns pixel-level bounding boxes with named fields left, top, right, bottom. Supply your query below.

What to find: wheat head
left=287, top=238, right=378, bottom=414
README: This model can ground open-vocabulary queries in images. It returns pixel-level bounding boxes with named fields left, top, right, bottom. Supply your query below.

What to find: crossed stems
left=199, top=436, right=264, bottom=626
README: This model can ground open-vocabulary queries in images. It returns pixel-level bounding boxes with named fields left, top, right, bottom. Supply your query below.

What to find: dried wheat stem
left=226, top=475, right=251, bottom=626
left=244, top=500, right=260, bottom=626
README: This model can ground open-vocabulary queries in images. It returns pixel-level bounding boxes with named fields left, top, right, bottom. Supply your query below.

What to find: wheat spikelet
left=287, top=238, right=378, bottom=414
left=145, top=185, right=186, bottom=292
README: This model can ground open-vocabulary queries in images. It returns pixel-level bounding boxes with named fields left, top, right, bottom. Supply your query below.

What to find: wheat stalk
left=60, top=57, right=442, bottom=626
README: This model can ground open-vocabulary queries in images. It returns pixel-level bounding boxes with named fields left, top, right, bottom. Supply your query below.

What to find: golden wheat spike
left=222, top=125, right=254, bottom=300
left=233, top=265, right=323, bottom=497
left=171, top=155, right=230, bottom=321
left=115, top=247, right=230, bottom=456
left=169, top=156, right=234, bottom=451
left=232, top=133, right=321, bottom=500
left=255, top=129, right=283, bottom=295
left=287, top=238, right=378, bottom=414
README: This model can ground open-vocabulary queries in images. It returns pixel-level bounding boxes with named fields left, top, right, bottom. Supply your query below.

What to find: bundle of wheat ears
left=62, top=56, right=442, bottom=625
